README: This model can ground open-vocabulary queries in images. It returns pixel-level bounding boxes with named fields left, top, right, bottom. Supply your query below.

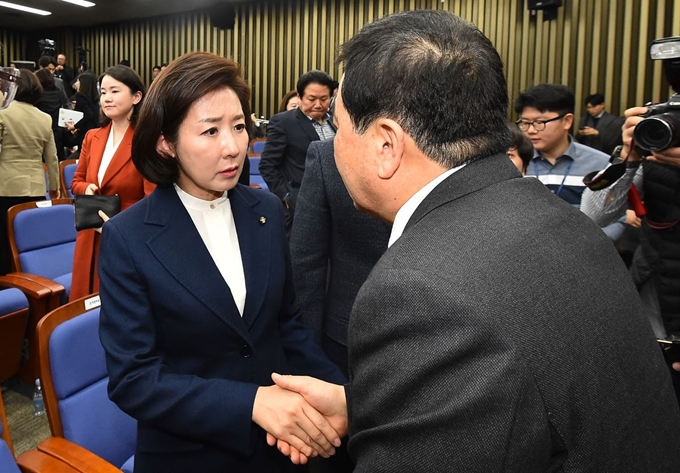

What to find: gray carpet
left=2, top=386, right=51, bottom=455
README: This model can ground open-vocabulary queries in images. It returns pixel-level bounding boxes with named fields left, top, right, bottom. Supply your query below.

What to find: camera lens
left=634, top=113, right=680, bottom=151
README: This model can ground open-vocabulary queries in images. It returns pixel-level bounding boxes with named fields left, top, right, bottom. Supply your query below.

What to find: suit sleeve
left=267, top=194, right=345, bottom=384
left=259, top=113, right=290, bottom=201
left=71, top=129, right=95, bottom=195
left=98, top=221, right=260, bottom=454
left=290, top=143, right=331, bottom=345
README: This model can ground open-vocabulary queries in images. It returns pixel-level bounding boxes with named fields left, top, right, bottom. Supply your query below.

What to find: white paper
left=58, top=108, right=84, bottom=127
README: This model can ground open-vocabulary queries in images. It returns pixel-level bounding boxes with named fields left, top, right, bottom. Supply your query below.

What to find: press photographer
left=581, top=36, right=680, bottom=401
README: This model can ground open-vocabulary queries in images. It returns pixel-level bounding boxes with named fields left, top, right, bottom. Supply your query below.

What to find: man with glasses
left=513, top=84, right=610, bottom=207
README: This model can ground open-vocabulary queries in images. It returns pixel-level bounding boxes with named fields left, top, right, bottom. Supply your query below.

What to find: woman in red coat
left=70, top=65, right=155, bottom=301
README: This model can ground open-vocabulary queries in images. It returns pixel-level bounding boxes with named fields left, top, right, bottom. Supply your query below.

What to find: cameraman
left=582, top=106, right=680, bottom=398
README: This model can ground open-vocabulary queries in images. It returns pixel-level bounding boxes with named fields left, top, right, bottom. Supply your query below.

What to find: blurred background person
left=0, top=69, right=59, bottom=275
left=279, top=90, right=299, bottom=113
left=507, top=123, right=533, bottom=175
left=576, top=93, right=624, bottom=155
left=69, top=65, right=154, bottom=301
left=34, top=68, right=66, bottom=161
left=55, top=53, right=75, bottom=97
left=64, top=72, right=101, bottom=159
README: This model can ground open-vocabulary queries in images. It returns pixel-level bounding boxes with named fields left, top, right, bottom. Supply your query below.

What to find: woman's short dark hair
left=77, top=72, right=99, bottom=103
left=98, top=65, right=146, bottom=127
left=15, top=69, right=43, bottom=104
left=35, top=68, right=56, bottom=91
left=133, top=52, right=252, bottom=186
left=508, top=123, right=534, bottom=171
left=278, top=90, right=297, bottom=113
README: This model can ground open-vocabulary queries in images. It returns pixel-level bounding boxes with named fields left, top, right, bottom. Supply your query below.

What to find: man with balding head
left=270, top=9, right=680, bottom=473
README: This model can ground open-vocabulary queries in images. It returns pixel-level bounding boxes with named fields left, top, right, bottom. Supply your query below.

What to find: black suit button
left=239, top=345, right=252, bottom=358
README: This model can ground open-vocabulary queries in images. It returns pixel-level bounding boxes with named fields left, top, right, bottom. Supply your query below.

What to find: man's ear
left=156, top=134, right=175, bottom=158
left=374, top=118, right=405, bottom=180
left=563, top=113, right=574, bottom=130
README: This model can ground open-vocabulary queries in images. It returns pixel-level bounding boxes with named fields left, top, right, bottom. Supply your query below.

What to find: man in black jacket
left=259, top=70, right=336, bottom=233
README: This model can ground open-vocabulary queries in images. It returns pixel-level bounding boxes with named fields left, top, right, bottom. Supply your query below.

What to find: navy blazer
left=99, top=184, right=345, bottom=473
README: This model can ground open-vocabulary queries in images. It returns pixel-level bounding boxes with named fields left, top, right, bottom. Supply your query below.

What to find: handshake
left=252, top=373, right=348, bottom=465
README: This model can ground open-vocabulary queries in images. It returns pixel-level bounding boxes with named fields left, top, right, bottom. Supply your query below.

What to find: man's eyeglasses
left=515, top=113, right=567, bottom=132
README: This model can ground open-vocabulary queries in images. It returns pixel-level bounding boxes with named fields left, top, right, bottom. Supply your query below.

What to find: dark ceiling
left=0, top=0, right=249, bottom=32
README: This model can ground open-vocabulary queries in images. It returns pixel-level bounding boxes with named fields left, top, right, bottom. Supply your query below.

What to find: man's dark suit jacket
left=347, top=154, right=680, bottom=472
left=577, top=111, right=624, bottom=155
left=260, top=107, right=334, bottom=212
left=290, top=140, right=391, bottom=375
left=98, top=184, right=345, bottom=473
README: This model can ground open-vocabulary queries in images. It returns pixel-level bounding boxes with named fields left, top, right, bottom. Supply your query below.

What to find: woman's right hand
left=85, top=183, right=99, bottom=195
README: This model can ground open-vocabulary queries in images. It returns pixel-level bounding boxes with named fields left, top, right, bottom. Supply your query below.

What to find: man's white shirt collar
left=388, top=164, right=465, bottom=247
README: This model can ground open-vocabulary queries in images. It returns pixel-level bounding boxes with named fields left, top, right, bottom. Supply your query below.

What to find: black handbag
left=73, top=194, right=121, bottom=231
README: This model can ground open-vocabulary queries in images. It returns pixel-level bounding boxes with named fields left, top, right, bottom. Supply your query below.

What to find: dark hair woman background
left=64, top=72, right=100, bottom=159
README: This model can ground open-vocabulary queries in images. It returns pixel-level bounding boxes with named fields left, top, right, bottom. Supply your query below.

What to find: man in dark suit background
left=290, top=139, right=390, bottom=473
left=260, top=70, right=336, bottom=232
left=576, top=93, right=624, bottom=154
left=271, top=10, right=680, bottom=472
left=290, top=139, right=391, bottom=377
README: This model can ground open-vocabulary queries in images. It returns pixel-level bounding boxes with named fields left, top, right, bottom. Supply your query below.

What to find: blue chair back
left=11, top=201, right=76, bottom=299
left=63, top=164, right=77, bottom=198
left=41, top=299, right=136, bottom=469
left=251, top=139, right=266, bottom=155
left=249, top=156, right=269, bottom=191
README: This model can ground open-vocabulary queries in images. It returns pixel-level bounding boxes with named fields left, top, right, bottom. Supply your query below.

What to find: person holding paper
left=63, top=72, right=100, bottom=158
left=0, top=69, right=59, bottom=275
left=70, top=65, right=155, bottom=301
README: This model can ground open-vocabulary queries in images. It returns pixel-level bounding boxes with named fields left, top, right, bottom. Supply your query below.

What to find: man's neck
left=540, top=137, right=570, bottom=165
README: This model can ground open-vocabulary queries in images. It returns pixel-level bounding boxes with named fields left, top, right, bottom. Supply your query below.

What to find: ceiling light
left=0, top=1, right=51, bottom=15
left=61, top=0, right=95, bottom=6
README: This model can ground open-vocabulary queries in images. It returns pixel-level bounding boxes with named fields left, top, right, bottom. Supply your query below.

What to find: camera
left=634, top=37, right=680, bottom=152
left=38, top=38, right=56, bottom=57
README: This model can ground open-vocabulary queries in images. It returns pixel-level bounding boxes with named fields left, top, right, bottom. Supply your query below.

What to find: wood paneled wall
left=2, top=0, right=680, bottom=120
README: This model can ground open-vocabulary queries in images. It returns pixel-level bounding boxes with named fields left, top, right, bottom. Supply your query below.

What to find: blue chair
left=0, top=199, right=76, bottom=386
left=8, top=199, right=76, bottom=304
left=249, top=138, right=266, bottom=156
left=0, top=288, right=29, bottom=382
left=59, top=160, right=78, bottom=199
left=37, top=295, right=136, bottom=473
left=248, top=156, right=269, bottom=191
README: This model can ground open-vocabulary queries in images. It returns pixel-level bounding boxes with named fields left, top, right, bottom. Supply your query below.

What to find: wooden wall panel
left=1, top=0, right=678, bottom=121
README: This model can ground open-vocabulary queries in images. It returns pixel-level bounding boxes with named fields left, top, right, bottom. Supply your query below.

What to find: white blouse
left=175, top=184, right=246, bottom=316
left=97, top=126, right=124, bottom=186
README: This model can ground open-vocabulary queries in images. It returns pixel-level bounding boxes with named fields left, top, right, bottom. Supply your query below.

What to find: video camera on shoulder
left=634, top=37, right=680, bottom=152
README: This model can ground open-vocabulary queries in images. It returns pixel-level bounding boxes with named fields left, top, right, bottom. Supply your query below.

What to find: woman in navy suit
left=98, top=52, right=345, bottom=473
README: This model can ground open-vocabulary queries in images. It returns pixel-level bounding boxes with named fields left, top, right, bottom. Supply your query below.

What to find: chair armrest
left=37, top=437, right=121, bottom=473
left=16, top=449, right=83, bottom=473
left=4, top=273, right=66, bottom=300
left=0, top=275, right=54, bottom=300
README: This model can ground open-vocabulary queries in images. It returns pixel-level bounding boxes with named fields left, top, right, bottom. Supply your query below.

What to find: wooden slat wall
left=2, top=0, right=680, bottom=120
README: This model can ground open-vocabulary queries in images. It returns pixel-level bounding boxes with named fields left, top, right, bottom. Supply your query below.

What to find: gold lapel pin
left=259, top=216, right=266, bottom=225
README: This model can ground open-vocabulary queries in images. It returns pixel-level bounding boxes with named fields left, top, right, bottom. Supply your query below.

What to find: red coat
left=70, top=123, right=155, bottom=301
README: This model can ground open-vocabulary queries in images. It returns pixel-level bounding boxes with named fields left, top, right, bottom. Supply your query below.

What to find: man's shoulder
left=572, top=141, right=609, bottom=163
